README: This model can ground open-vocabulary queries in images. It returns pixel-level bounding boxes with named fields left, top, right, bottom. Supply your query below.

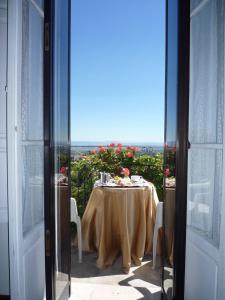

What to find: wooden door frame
left=7, top=0, right=24, bottom=299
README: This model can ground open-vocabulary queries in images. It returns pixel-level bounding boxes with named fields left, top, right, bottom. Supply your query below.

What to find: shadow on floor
left=135, top=288, right=162, bottom=300
left=71, top=247, right=160, bottom=281
left=71, top=247, right=163, bottom=299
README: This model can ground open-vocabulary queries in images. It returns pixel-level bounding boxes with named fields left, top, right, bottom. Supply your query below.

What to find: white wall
left=0, top=0, right=10, bottom=296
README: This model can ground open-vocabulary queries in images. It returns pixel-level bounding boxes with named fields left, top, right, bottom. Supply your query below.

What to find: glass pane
left=21, top=0, right=44, bottom=234
left=22, top=0, right=43, bottom=141
left=185, top=1, right=224, bottom=299
left=33, top=0, right=44, bottom=10
left=191, top=0, right=205, bottom=13
left=22, top=145, right=44, bottom=234
left=165, top=0, right=178, bottom=147
left=163, top=0, right=178, bottom=298
left=187, top=148, right=222, bottom=245
left=54, top=1, right=70, bottom=299
left=189, top=0, right=224, bottom=144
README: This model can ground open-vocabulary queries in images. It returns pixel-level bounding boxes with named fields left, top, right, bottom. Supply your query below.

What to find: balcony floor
left=70, top=248, right=162, bottom=300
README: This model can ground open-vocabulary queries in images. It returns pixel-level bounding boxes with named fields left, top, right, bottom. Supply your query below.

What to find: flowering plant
left=59, top=166, right=66, bottom=174
left=164, top=167, right=170, bottom=177
left=71, top=143, right=163, bottom=215
left=121, top=167, right=130, bottom=177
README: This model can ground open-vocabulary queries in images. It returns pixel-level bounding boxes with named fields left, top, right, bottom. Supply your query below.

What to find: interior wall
left=0, top=0, right=10, bottom=296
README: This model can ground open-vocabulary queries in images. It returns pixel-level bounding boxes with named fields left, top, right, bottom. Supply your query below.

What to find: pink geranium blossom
left=164, top=167, right=170, bottom=177
left=115, top=148, right=122, bottom=154
left=126, top=146, right=140, bottom=153
left=59, top=166, right=66, bottom=174
left=126, top=151, right=133, bottom=158
left=134, top=147, right=140, bottom=152
left=121, top=167, right=130, bottom=177
left=99, top=146, right=105, bottom=153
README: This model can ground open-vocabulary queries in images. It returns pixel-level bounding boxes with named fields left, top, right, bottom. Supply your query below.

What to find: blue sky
left=71, top=0, right=165, bottom=144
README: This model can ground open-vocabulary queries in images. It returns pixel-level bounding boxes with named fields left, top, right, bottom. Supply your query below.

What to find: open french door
left=44, top=1, right=71, bottom=300
left=184, top=1, right=225, bottom=299
left=162, top=1, right=189, bottom=299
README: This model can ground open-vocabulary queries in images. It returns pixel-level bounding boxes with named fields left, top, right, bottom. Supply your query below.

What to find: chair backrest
left=156, top=201, right=163, bottom=226
left=70, top=197, right=79, bottom=223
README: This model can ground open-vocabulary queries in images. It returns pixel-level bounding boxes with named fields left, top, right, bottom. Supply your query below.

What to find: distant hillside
left=71, top=141, right=163, bottom=147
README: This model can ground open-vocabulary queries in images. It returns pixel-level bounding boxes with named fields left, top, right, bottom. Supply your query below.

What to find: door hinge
left=45, top=229, right=51, bottom=256
left=44, top=23, right=50, bottom=51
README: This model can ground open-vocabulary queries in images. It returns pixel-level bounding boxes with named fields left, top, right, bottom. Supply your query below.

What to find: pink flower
left=126, top=151, right=133, bottom=158
left=90, top=150, right=96, bottom=154
left=109, top=143, right=115, bottom=148
left=117, top=143, right=123, bottom=148
left=99, top=146, right=105, bottom=153
left=164, top=168, right=170, bottom=177
left=59, top=166, right=66, bottom=174
left=126, top=146, right=140, bottom=153
left=134, top=147, right=140, bottom=152
left=121, top=168, right=130, bottom=177
left=115, top=147, right=122, bottom=154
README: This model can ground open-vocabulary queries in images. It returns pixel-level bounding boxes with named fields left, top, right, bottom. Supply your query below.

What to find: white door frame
left=7, top=1, right=46, bottom=299
left=220, top=4, right=225, bottom=297
left=7, top=0, right=24, bottom=299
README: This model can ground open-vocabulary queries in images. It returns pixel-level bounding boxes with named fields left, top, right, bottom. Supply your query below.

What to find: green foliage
left=130, top=154, right=164, bottom=200
left=71, top=147, right=164, bottom=216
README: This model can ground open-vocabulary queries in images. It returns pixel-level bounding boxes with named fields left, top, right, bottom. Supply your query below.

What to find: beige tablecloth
left=81, top=183, right=159, bottom=273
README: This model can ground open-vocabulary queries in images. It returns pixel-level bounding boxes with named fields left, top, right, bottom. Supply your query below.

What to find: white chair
left=70, top=197, right=82, bottom=263
left=152, top=201, right=163, bottom=269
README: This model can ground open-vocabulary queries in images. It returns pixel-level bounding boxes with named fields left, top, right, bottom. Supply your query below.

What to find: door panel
left=44, top=1, right=71, bottom=299
left=21, top=0, right=46, bottom=299
left=185, top=0, right=225, bottom=299
left=185, top=231, right=218, bottom=300
left=0, top=0, right=10, bottom=295
left=187, top=148, right=222, bottom=244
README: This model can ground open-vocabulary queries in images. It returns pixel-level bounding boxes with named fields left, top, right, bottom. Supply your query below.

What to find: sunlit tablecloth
left=81, top=183, right=159, bottom=273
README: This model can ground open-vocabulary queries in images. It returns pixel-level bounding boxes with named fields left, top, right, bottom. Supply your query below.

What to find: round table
left=81, top=182, right=159, bottom=273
